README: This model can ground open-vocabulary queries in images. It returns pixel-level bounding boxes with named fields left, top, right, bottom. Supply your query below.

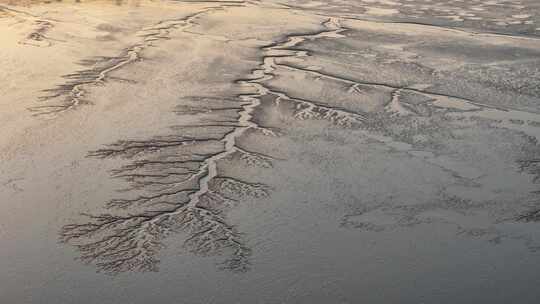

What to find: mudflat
left=1, top=0, right=540, bottom=303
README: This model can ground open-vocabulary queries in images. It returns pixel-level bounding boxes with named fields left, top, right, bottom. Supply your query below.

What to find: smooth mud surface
left=1, top=0, right=540, bottom=303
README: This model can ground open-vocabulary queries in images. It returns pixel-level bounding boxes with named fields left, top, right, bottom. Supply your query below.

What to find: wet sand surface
left=1, top=0, right=540, bottom=303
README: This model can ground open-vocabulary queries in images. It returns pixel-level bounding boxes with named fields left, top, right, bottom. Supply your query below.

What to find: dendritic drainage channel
left=59, top=103, right=274, bottom=273
left=59, top=8, right=540, bottom=273
left=58, top=16, right=358, bottom=275
left=236, top=17, right=369, bottom=127
left=239, top=14, right=540, bottom=249
left=28, top=4, right=235, bottom=119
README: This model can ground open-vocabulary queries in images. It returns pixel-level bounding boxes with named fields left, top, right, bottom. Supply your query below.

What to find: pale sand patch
left=442, top=15, right=465, bottom=22
left=362, top=0, right=401, bottom=5
left=365, top=7, right=399, bottom=16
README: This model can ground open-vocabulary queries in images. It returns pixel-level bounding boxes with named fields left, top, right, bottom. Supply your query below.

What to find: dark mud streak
left=275, top=62, right=516, bottom=112
left=341, top=16, right=540, bottom=41
left=19, top=19, right=56, bottom=47
left=516, top=159, right=540, bottom=222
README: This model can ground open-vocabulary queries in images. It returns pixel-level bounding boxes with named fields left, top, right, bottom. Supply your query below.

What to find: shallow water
left=1, top=0, right=540, bottom=303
